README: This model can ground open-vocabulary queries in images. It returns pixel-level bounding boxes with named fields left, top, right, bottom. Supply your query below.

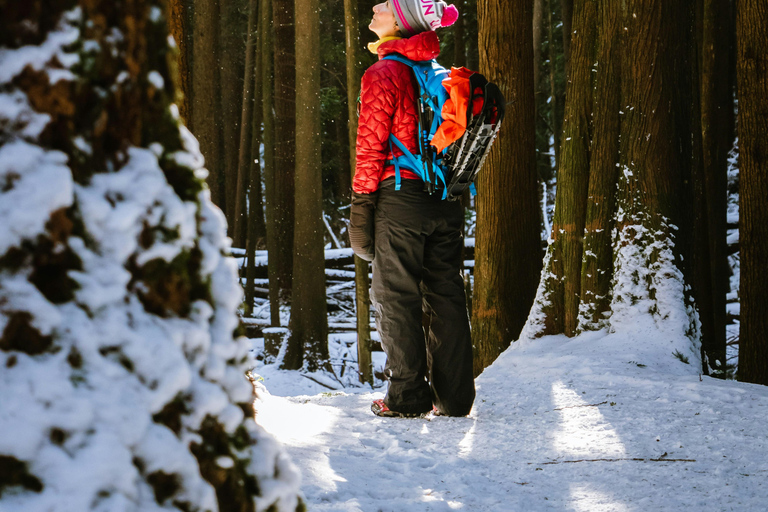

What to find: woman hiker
left=348, top=0, right=475, bottom=418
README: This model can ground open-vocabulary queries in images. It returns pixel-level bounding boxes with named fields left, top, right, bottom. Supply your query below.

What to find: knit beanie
left=390, top=0, right=459, bottom=37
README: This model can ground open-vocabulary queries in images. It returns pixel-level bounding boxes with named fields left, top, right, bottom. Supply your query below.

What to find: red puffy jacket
left=352, top=31, right=441, bottom=194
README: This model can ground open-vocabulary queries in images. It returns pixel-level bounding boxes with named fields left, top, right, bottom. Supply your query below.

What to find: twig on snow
left=531, top=457, right=696, bottom=465
left=553, top=401, right=608, bottom=411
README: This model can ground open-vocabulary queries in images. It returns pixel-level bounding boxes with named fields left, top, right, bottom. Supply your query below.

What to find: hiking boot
left=370, top=399, right=427, bottom=418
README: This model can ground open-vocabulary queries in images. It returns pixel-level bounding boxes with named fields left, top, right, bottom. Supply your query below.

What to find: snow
left=253, top=328, right=768, bottom=511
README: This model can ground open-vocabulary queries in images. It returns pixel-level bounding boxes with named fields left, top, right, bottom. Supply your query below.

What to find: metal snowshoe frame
left=441, top=74, right=505, bottom=201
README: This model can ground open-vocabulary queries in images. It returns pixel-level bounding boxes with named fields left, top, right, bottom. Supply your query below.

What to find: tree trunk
left=546, top=0, right=565, bottom=170
left=344, top=0, right=372, bottom=386
left=191, top=0, right=224, bottom=206
left=578, top=0, right=621, bottom=330
left=561, top=0, right=573, bottom=75
left=220, top=0, right=247, bottom=237
left=453, top=0, right=467, bottom=67
left=166, top=0, right=192, bottom=124
left=530, top=0, right=597, bottom=337
left=737, top=0, right=768, bottom=385
left=609, top=0, right=697, bottom=353
left=696, top=0, right=732, bottom=375
left=286, top=0, right=329, bottom=372
left=243, top=0, right=261, bottom=312
left=523, top=0, right=702, bottom=370
left=473, top=0, right=541, bottom=376
left=273, top=0, right=297, bottom=301
left=0, top=2, right=302, bottom=509
left=259, top=0, right=281, bottom=327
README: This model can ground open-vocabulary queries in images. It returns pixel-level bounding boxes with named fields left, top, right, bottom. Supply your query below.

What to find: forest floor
left=250, top=325, right=767, bottom=511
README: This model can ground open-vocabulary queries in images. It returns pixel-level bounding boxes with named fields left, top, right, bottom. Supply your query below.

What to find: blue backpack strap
left=389, top=134, right=425, bottom=181
left=387, top=138, right=402, bottom=190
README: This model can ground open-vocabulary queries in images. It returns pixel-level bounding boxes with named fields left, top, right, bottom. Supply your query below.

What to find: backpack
left=382, top=54, right=505, bottom=201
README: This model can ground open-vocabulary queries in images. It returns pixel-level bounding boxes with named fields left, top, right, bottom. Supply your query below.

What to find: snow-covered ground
left=252, top=329, right=768, bottom=511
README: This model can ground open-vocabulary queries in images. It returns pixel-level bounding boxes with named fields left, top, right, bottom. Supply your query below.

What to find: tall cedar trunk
left=533, top=0, right=551, bottom=220
left=243, top=0, right=261, bottom=310
left=534, top=0, right=597, bottom=337
left=473, top=0, right=540, bottom=376
left=220, top=0, right=245, bottom=237
left=273, top=0, right=297, bottom=301
left=453, top=0, right=467, bottom=67
left=561, top=0, right=573, bottom=76
left=578, top=0, right=621, bottom=329
left=737, top=0, right=768, bottom=385
left=616, top=0, right=689, bottom=272
left=286, top=0, right=329, bottom=371
left=344, top=0, right=372, bottom=385
left=696, top=0, right=732, bottom=375
left=191, top=0, right=224, bottom=206
left=546, top=0, right=564, bottom=169
left=237, top=0, right=258, bottom=257
left=166, top=0, right=191, bottom=124
left=524, top=0, right=700, bottom=349
left=259, top=0, right=281, bottom=327
left=0, top=2, right=302, bottom=509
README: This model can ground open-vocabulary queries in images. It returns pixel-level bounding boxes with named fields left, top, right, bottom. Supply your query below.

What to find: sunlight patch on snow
left=458, top=420, right=476, bottom=457
left=551, top=381, right=626, bottom=457
left=569, top=483, right=631, bottom=512
left=257, top=394, right=339, bottom=447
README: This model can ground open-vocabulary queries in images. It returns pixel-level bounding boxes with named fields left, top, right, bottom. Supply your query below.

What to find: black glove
left=348, top=191, right=378, bottom=262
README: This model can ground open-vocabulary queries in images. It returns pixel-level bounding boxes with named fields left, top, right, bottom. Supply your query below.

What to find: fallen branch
left=300, top=373, right=341, bottom=390
left=531, top=457, right=696, bottom=465
left=553, top=401, right=608, bottom=410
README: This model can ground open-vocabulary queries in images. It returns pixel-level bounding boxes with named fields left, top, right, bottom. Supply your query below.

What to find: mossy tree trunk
left=737, top=0, right=768, bottom=385
left=243, top=0, right=262, bottom=311
left=693, top=0, right=733, bottom=376
left=166, top=0, right=192, bottom=124
left=523, top=0, right=702, bottom=359
left=534, top=0, right=597, bottom=337
left=220, top=0, right=247, bottom=238
left=191, top=0, right=225, bottom=207
left=577, top=0, right=621, bottom=330
left=0, top=1, right=302, bottom=510
left=285, top=0, right=329, bottom=372
left=473, top=0, right=541, bottom=376
left=273, top=0, right=297, bottom=302
left=344, top=0, right=372, bottom=385
left=259, top=0, right=280, bottom=327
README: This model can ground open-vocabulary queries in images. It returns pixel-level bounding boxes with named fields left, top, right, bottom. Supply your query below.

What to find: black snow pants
left=371, top=178, right=475, bottom=417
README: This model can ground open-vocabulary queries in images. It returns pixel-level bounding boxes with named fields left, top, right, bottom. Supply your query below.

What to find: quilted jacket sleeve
left=353, top=62, right=398, bottom=194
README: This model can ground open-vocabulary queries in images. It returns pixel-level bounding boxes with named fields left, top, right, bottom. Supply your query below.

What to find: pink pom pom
left=441, top=4, right=459, bottom=27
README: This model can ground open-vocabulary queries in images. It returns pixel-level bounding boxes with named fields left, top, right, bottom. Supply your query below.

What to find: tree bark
left=344, top=0, right=372, bottom=386
left=273, top=0, right=297, bottom=301
left=696, top=0, right=732, bottom=375
left=473, top=0, right=541, bottom=376
left=546, top=0, right=565, bottom=170
left=561, top=0, right=573, bottom=76
left=532, top=0, right=597, bottom=337
left=244, top=0, right=261, bottom=311
left=578, top=0, right=621, bottom=330
left=166, top=0, right=192, bottom=124
left=191, top=0, right=224, bottom=206
left=286, top=0, right=329, bottom=371
left=259, top=0, right=281, bottom=327
left=0, top=2, right=302, bottom=509
left=737, top=0, right=768, bottom=385
left=220, top=0, right=247, bottom=236
left=523, top=0, right=701, bottom=365
left=453, top=0, right=467, bottom=67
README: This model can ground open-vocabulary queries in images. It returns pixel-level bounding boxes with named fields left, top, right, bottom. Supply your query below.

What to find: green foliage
left=673, top=350, right=690, bottom=365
